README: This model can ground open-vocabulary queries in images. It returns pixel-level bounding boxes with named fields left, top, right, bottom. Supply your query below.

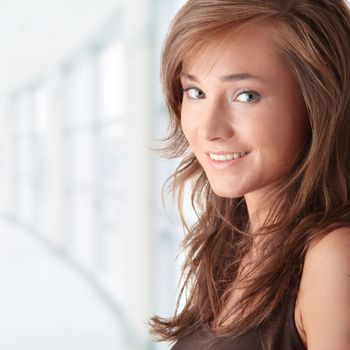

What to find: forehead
left=181, top=24, right=287, bottom=83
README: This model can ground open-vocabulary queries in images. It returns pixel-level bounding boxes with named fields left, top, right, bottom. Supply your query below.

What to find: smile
left=208, top=151, right=251, bottom=161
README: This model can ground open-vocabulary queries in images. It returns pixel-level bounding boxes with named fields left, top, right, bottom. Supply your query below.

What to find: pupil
left=248, top=92, right=254, bottom=100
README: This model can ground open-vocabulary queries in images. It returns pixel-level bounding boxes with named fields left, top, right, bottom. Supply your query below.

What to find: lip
left=206, top=151, right=252, bottom=169
left=206, top=150, right=248, bottom=155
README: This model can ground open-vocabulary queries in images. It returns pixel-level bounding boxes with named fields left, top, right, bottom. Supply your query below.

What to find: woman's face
left=180, top=24, right=309, bottom=202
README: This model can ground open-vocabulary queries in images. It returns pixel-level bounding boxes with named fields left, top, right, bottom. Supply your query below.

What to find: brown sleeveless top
left=170, top=292, right=306, bottom=350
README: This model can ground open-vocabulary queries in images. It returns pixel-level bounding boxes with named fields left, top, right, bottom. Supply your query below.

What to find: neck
left=245, top=198, right=267, bottom=234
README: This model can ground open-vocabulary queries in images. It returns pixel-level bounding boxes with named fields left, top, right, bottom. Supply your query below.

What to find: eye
left=182, top=87, right=206, bottom=99
left=235, top=90, right=260, bottom=103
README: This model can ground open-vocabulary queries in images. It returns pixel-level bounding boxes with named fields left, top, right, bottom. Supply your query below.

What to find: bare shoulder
left=304, top=226, right=350, bottom=263
left=298, top=227, right=350, bottom=350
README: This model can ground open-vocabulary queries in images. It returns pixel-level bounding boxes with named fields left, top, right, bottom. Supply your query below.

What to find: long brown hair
left=148, top=0, right=350, bottom=348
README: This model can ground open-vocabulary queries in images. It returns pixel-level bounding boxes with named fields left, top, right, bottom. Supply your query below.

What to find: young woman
left=149, top=1, right=350, bottom=349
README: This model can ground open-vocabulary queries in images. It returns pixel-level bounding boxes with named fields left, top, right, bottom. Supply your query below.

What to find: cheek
left=257, top=113, right=308, bottom=168
left=180, top=104, right=187, bottom=130
left=180, top=108, right=196, bottom=144
left=180, top=117, right=191, bottom=144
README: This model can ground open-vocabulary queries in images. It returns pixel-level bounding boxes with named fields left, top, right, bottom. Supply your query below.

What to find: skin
left=179, top=24, right=350, bottom=349
left=180, top=24, right=309, bottom=232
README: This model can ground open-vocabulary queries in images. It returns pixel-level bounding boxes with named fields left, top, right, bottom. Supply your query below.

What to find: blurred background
left=0, top=0, right=192, bottom=349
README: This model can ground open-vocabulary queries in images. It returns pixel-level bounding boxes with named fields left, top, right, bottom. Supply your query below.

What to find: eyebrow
left=181, top=72, right=264, bottom=83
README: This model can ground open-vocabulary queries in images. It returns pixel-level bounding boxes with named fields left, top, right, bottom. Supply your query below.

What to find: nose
left=198, top=98, right=235, bottom=141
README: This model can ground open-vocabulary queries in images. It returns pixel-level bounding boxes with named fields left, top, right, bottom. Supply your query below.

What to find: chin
left=210, top=186, right=245, bottom=199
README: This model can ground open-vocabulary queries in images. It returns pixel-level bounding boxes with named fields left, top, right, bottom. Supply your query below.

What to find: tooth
left=233, top=153, right=240, bottom=159
left=209, top=151, right=251, bottom=161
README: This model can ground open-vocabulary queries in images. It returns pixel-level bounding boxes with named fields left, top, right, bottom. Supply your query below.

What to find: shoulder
left=298, top=227, right=350, bottom=350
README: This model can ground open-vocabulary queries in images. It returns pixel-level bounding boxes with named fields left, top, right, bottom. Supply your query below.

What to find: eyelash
left=182, top=86, right=261, bottom=103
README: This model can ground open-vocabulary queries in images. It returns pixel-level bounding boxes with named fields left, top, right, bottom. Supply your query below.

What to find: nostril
left=201, top=125, right=235, bottom=141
